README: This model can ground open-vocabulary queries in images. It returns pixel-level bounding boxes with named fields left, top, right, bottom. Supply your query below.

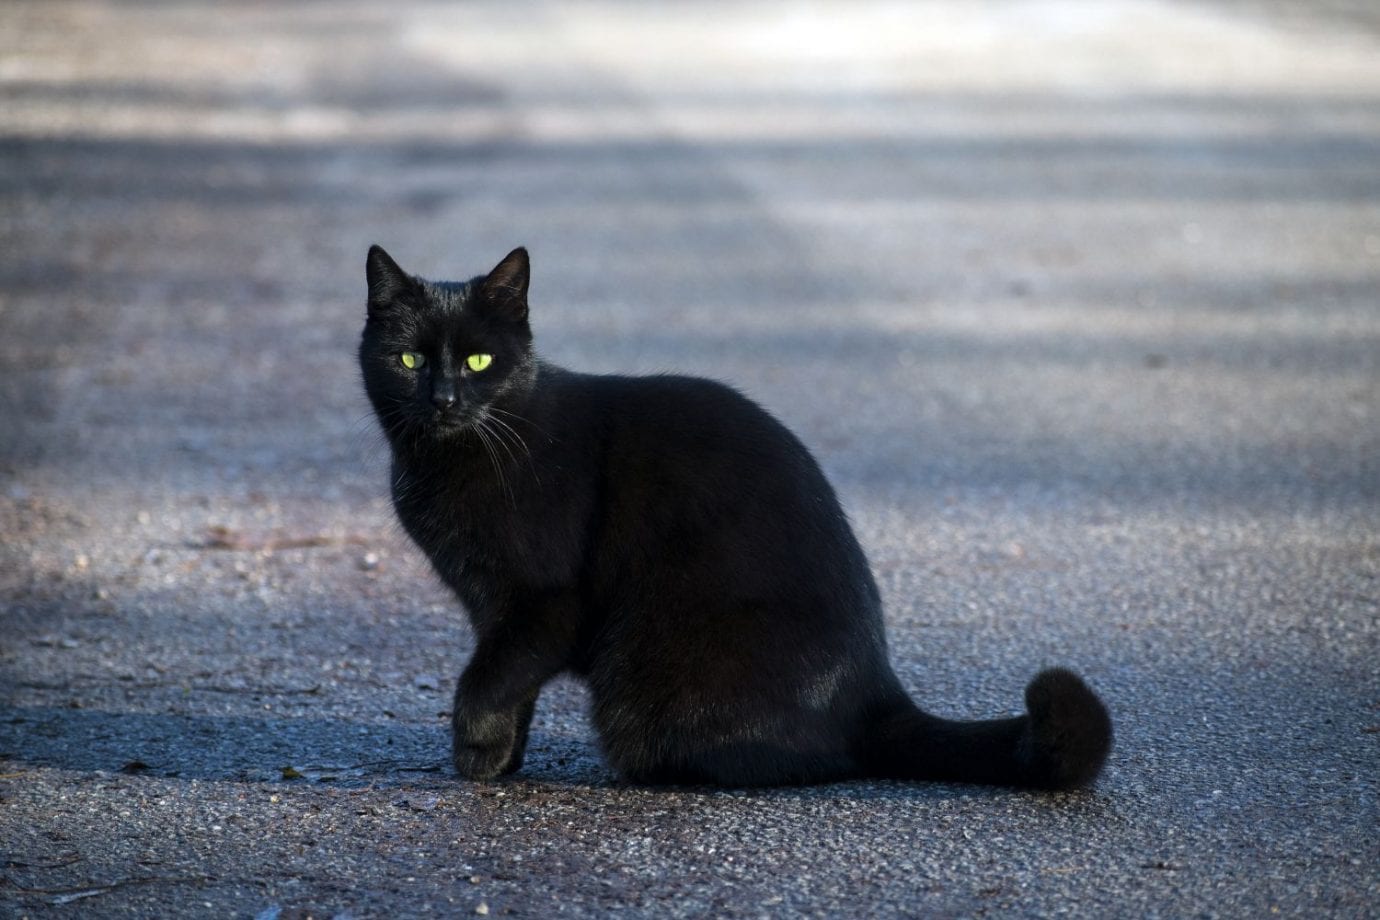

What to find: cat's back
left=556, top=367, right=854, bottom=559
left=573, top=370, right=811, bottom=467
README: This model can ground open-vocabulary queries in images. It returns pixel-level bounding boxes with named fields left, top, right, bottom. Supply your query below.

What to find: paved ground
left=1, top=1, right=1377, bottom=916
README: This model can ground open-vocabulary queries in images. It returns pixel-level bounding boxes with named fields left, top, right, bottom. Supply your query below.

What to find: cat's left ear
left=478, top=247, right=530, bottom=323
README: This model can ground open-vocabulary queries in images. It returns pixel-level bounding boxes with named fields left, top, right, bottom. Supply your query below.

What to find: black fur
left=359, top=245, right=1113, bottom=789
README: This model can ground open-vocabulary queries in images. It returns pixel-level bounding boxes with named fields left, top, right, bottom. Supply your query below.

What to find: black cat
left=360, top=245, right=1112, bottom=789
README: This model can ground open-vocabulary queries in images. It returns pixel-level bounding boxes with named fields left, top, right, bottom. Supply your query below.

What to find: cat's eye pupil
left=467, top=353, right=494, bottom=373
left=400, top=352, right=425, bottom=370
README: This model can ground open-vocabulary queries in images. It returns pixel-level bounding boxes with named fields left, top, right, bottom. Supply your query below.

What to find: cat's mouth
left=430, top=410, right=474, bottom=435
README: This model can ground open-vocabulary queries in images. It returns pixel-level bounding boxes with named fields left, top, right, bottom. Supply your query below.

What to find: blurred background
left=1, top=2, right=1377, bottom=917
left=2, top=1, right=1376, bottom=519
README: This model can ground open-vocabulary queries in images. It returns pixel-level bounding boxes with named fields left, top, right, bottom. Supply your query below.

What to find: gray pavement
left=2, top=1, right=1377, bottom=916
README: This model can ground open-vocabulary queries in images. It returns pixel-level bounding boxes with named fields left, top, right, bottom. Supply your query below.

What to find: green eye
left=399, top=351, right=425, bottom=370
left=466, top=353, right=493, bottom=372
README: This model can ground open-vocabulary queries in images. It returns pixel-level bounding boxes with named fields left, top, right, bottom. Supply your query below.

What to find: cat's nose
left=431, top=383, right=457, bottom=411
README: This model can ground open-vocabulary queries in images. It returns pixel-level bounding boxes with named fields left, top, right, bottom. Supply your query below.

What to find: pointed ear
left=477, top=247, right=530, bottom=323
left=366, top=245, right=414, bottom=315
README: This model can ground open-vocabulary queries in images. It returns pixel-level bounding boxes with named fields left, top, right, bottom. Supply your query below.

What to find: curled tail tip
left=1021, top=667, right=1113, bottom=790
left=1024, top=667, right=1101, bottom=716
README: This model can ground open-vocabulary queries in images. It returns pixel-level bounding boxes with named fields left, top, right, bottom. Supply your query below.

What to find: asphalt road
left=2, top=1, right=1377, bottom=917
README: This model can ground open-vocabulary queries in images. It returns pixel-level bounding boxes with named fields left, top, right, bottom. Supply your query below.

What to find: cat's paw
left=453, top=738, right=516, bottom=780
left=452, top=713, right=517, bottom=781
left=499, top=731, right=528, bottom=775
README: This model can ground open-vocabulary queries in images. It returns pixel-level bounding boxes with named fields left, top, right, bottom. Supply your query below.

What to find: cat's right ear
left=366, top=245, right=412, bottom=316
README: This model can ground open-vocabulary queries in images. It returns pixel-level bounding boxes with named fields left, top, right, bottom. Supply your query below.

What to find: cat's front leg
left=502, top=696, right=538, bottom=775
left=451, top=690, right=540, bottom=780
left=450, top=595, right=579, bottom=780
left=451, top=704, right=521, bottom=780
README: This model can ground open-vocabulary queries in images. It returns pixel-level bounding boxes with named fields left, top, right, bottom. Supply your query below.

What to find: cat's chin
left=430, top=417, right=473, bottom=438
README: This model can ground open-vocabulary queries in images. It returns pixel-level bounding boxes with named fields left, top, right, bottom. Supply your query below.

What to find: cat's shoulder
left=547, top=367, right=793, bottom=454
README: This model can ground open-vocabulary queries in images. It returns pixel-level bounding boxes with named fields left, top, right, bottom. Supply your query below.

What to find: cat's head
left=359, top=246, right=537, bottom=444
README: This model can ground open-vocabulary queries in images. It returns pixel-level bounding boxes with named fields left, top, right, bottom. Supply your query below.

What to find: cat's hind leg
left=593, top=690, right=861, bottom=787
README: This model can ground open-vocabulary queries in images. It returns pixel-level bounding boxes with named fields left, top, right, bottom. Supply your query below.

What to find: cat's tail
left=860, top=668, right=1112, bottom=790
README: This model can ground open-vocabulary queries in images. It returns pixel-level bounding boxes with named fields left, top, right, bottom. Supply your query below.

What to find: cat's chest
left=390, top=455, right=585, bottom=591
left=392, top=465, right=510, bottom=560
